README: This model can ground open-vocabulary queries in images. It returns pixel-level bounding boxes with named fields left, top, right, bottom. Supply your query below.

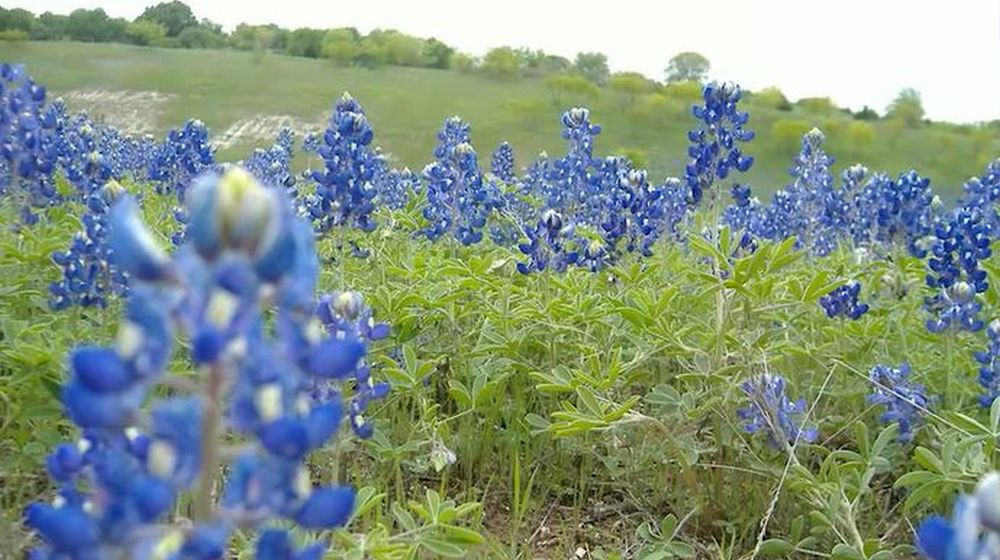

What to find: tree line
left=0, top=1, right=952, bottom=129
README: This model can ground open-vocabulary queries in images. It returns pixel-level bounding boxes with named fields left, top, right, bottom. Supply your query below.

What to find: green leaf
left=894, top=470, right=937, bottom=489
left=913, top=446, right=944, bottom=474
left=440, top=524, right=485, bottom=544
left=758, top=539, right=795, bottom=556
left=392, top=502, right=417, bottom=531
left=420, top=537, right=465, bottom=557
left=831, top=544, right=865, bottom=560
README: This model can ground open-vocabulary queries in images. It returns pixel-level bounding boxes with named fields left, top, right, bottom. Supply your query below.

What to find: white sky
left=8, top=0, right=1000, bottom=123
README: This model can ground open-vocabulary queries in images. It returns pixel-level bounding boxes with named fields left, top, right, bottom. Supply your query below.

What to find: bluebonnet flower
left=926, top=208, right=991, bottom=293
left=49, top=181, right=130, bottom=309
left=925, top=281, right=984, bottom=333
left=974, top=319, right=1000, bottom=407
left=491, top=141, right=516, bottom=183
left=148, top=119, right=216, bottom=199
left=737, top=373, right=817, bottom=448
left=543, top=108, right=600, bottom=215
left=867, top=363, right=931, bottom=442
left=620, top=168, right=671, bottom=257
left=0, top=63, right=63, bottom=224
left=420, top=116, right=501, bottom=245
left=722, top=183, right=761, bottom=233
left=314, top=290, right=392, bottom=438
left=303, top=93, right=382, bottom=234
left=245, top=127, right=297, bottom=197
left=915, top=472, right=1000, bottom=559
left=819, top=281, right=869, bottom=320
left=514, top=108, right=644, bottom=270
left=684, top=81, right=754, bottom=207
left=959, top=157, right=1000, bottom=238
left=56, top=113, right=114, bottom=197
left=27, top=166, right=384, bottom=558
left=377, top=166, right=420, bottom=210
left=517, top=209, right=578, bottom=274
left=147, top=119, right=216, bottom=245
left=774, top=128, right=848, bottom=256
left=851, top=169, right=936, bottom=256
left=925, top=207, right=991, bottom=333
left=657, top=177, right=694, bottom=241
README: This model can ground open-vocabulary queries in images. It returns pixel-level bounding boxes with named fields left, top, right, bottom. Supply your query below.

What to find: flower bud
left=187, top=166, right=282, bottom=261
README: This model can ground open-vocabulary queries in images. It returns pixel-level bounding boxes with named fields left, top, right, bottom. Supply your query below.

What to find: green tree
left=796, top=97, right=837, bottom=115
left=137, top=1, right=196, bottom=37
left=0, top=8, right=35, bottom=32
left=608, top=72, right=653, bottom=109
left=539, top=54, right=571, bottom=75
left=847, top=121, right=876, bottom=149
left=354, top=36, right=387, bottom=68
left=359, top=30, right=424, bottom=67
left=662, top=80, right=702, bottom=103
left=177, top=21, right=225, bottom=49
left=285, top=27, right=325, bottom=58
left=853, top=105, right=880, bottom=120
left=573, top=51, right=609, bottom=84
left=664, top=51, right=710, bottom=83
left=545, top=73, right=599, bottom=107
left=30, top=12, right=69, bottom=40
left=65, top=9, right=127, bottom=42
left=423, top=37, right=453, bottom=69
left=125, top=20, right=166, bottom=46
left=886, top=87, right=925, bottom=127
left=452, top=52, right=476, bottom=73
left=771, top=119, right=811, bottom=156
left=321, top=28, right=359, bottom=65
left=230, top=24, right=282, bottom=52
left=482, top=46, right=521, bottom=79
left=753, top=86, right=791, bottom=111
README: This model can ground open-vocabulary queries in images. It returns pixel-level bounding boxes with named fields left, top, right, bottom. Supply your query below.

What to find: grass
left=1, top=41, right=997, bottom=198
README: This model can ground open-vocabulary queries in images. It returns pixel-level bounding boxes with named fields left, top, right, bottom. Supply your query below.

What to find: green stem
left=944, top=331, right=957, bottom=411
left=193, top=363, right=224, bottom=521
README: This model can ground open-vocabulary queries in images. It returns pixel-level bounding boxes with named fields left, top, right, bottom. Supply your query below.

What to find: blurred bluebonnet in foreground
left=867, top=363, right=931, bottom=442
left=737, top=373, right=817, bottom=448
left=819, top=281, right=869, bottom=320
left=26, top=166, right=385, bottom=558
left=916, top=472, right=1000, bottom=560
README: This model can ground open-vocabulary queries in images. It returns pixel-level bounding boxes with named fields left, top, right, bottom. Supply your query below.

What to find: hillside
left=1, top=41, right=996, bottom=197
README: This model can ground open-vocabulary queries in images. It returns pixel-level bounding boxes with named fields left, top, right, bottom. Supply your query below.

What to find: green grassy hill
left=1, top=41, right=997, bottom=198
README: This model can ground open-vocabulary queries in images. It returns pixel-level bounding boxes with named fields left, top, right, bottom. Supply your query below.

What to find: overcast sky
left=8, top=0, right=1000, bottom=123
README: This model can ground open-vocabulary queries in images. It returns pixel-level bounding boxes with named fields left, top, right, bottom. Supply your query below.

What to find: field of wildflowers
left=3, top=61, right=1000, bottom=558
